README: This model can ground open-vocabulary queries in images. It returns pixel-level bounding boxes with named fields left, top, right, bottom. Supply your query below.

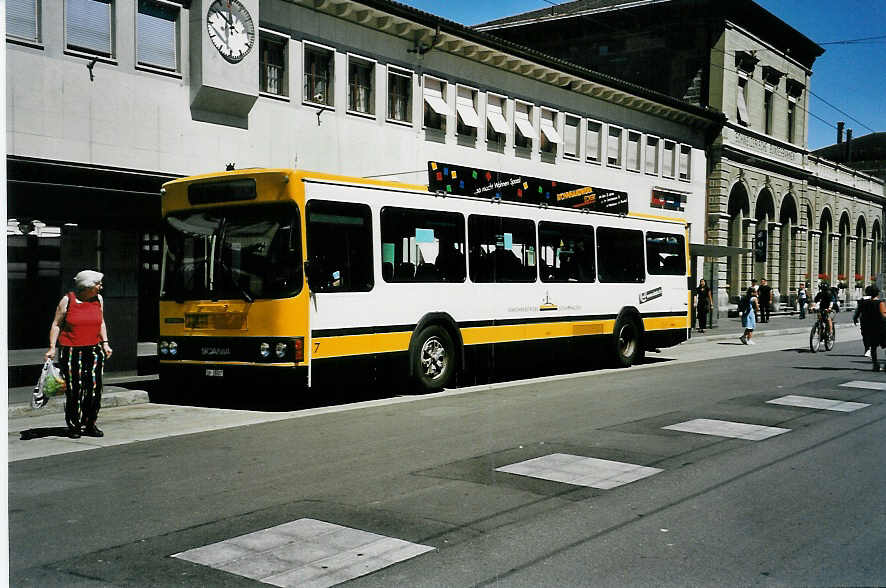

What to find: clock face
left=206, top=0, right=255, bottom=63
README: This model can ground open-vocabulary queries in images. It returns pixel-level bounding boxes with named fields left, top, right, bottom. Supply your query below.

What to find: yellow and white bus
left=158, top=166, right=689, bottom=397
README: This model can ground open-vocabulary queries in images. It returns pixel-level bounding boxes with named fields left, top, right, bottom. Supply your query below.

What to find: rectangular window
left=563, top=115, right=580, bottom=158
left=348, top=55, right=374, bottom=114
left=763, top=89, right=773, bottom=134
left=787, top=100, right=796, bottom=143
left=137, top=0, right=177, bottom=71
left=540, top=108, right=560, bottom=155
left=486, top=94, right=508, bottom=145
left=645, top=136, right=659, bottom=175
left=468, top=215, right=536, bottom=283
left=586, top=120, right=602, bottom=163
left=305, top=201, right=373, bottom=292
left=607, top=126, right=622, bottom=167
left=387, top=66, right=412, bottom=123
left=259, top=33, right=287, bottom=96
left=736, top=76, right=749, bottom=126
left=626, top=131, right=641, bottom=172
left=423, top=76, right=447, bottom=131
left=597, top=227, right=645, bottom=283
left=646, top=232, right=686, bottom=276
left=304, top=43, right=334, bottom=106
left=514, top=101, right=534, bottom=149
left=679, top=145, right=691, bottom=181
left=381, top=208, right=466, bottom=283
left=456, top=85, right=479, bottom=138
left=539, top=222, right=595, bottom=283
left=662, top=140, right=676, bottom=178
left=66, top=0, right=113, bottom=56
left=8, top=0, right=39, bottom=42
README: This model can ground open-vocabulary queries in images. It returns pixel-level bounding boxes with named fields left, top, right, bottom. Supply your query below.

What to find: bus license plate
left=205, top=368, right=224, bottom=377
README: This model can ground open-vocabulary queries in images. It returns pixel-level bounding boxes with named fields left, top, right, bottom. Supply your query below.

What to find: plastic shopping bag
left=32, top=359, right=66, bottom=408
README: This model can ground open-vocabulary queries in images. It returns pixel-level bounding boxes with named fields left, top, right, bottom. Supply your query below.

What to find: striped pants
left=59, top=344, right=105, bottom=431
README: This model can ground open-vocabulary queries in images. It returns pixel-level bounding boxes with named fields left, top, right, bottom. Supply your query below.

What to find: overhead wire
left=527, top=0, right=876, bottom=136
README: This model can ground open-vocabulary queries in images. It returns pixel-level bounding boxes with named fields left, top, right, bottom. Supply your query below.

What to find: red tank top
left=58, top=292, right=103, bottom=347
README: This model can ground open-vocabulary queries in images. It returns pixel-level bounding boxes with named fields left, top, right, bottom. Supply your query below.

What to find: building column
left=810, top=230, right=822, bottom=283
left=865, top=238, right=874, bottom=284
left=743, top=218, right=758, bottom=291
left=768, top=222, right=781, bottom=304
left=794, top=226, right=808, bottom=296
left=712, top=212, right=732, bottom=313
left=847, top=235, right=858, bottom=302
left=831, top=233, right=841, bottom=285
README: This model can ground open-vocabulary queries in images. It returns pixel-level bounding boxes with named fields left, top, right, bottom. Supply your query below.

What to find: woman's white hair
left=73, top=270, right=104, bottom=291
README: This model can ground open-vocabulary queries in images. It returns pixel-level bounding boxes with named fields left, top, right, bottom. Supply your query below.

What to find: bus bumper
left=158, top=363, right=309, bottom=396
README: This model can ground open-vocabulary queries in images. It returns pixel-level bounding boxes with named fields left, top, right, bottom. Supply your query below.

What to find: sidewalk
left=686, top=308, right=859, bottom=345
left=8, top=311, right=860, bottom=419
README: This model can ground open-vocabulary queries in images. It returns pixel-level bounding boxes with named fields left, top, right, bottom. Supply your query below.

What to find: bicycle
left=809, top=307, right=835, bottom=352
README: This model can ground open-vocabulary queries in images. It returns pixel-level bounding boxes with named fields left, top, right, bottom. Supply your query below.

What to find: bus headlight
left=159, top=341, right=169, bottom=356
left=275, top=342, right=288, bottom=358
left=259, top=342, right=270, bottom=358
left=168, top=341, right=178, bottom=356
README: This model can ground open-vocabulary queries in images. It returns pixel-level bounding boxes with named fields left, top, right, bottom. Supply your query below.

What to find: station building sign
left=427, top=161, right=629, bottom=214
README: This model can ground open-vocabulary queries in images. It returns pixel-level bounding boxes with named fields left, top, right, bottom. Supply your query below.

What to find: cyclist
left=813, top=282, right=834, bottom=338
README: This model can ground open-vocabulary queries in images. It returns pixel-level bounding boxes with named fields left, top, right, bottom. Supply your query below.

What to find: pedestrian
left=44, top=270, right=113, bottom=438
left=813, top=282, right=834, bottom=336
left=831, top=285, right=841, bottom=313
left=856, top=285, right=886, bottom=371
left=797, top=282, right=808, bottom=319
left=739, top=286, right=758, bottom=345
left=694, top=278, right=713, bottom=333
left=854, top=285, right=876, bottom=357
left=758, top=278, right=772, bottom=323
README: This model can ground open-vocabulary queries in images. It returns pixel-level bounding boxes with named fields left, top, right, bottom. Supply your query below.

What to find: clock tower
left=189, top=0, right=260, bottom=125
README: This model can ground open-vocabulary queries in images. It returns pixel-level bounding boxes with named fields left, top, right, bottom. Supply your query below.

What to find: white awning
left=515, top=117, right=535, bottom=140
left=540, top=122, right=561, bottom=144
left=424, top=93, right=449, bottom=116
left=456, top=102, right=480, bottom=128
left=487, top=109, right=508, bottom=134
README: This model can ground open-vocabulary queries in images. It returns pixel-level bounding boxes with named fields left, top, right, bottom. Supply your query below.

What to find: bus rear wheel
left=411, top=325, right=455, bottom=392
left=611, top=316, right=643, bottom=368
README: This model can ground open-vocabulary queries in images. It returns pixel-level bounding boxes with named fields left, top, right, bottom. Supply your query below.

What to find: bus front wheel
left=411, top=325, right=455, bottom=392
left=611, top=316, right=643, bottom=368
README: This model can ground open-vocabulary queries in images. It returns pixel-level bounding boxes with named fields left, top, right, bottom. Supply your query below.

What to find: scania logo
left=201, top=346, right=231, bottom=356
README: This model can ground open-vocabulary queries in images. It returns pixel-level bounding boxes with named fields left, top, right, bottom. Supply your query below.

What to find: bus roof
left=161, top=168, right=687, bottom=227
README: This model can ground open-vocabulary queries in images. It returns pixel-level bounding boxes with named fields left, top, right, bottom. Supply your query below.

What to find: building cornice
left=282, top=0, right=724, bottom=130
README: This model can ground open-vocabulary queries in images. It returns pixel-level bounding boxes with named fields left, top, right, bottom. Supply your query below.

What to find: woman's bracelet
left=101, top=340, right=109, bottom=344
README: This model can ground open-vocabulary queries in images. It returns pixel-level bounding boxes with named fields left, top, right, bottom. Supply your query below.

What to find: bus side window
left=539, top=221, right=595, bottom=283
left=646, top=232, right=686, bottom=276
left=597, top=227, right=645, bottom=283
left=380, top=207, right=466, bottom=283
left=305, top=200, right=374, bottom=292
left=468, top=215, right=537, bottom=283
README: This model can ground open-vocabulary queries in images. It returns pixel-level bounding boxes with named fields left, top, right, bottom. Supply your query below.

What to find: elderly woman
left=45, top=270, right=113, bottom=438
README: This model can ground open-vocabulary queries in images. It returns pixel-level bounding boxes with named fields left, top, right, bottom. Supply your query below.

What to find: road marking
left=173, top=518, right=434, bottom=588
left=495, top=453, right=662, bottom=489
left=663, top=419, right=790, bottom=440
left=766, top=395, right=870, bottom=412
left=840, top=380, right=886, bottom=391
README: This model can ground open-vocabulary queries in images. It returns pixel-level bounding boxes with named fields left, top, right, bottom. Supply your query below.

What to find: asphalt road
left=9, top=329, right=885, bottom=587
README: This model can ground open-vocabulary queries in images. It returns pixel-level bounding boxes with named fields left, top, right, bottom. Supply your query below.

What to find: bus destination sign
left=427, top=161, right=629, bottom=215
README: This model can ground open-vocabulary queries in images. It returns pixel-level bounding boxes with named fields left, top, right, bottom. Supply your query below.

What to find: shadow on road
left=19, top=427, right=72, bottom=441
left=130, top=348, right=675, bottom=412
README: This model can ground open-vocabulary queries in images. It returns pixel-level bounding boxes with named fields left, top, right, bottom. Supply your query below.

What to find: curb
left=9, top=387, right=151, bottom=419
left=684, top=322, right=857, bottom=345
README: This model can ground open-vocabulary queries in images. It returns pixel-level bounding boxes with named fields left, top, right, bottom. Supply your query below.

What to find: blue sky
left=399, top=0, right=885, bottom=150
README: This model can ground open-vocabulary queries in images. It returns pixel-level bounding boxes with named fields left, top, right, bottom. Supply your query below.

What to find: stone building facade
left=478, top=0, right=885, bottom=315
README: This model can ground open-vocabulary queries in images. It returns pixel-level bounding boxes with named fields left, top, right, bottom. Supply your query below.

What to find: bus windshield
left=161, top=203, right=302, bottom=301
